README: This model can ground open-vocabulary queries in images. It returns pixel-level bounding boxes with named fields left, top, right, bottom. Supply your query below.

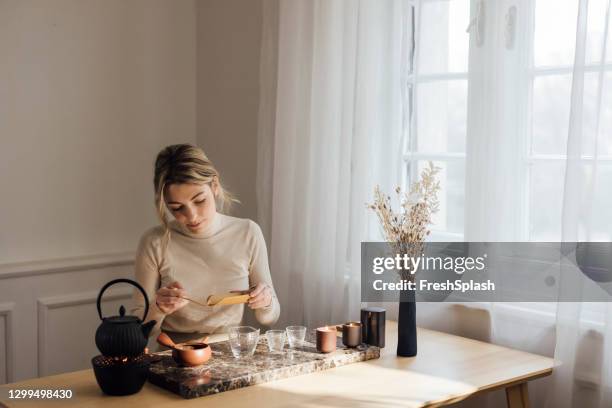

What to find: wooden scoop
left=206, top=292, right=250, bottom=306
left=157, top=332, right=187, bottom=350
left=178, top=296, right=209, bottom=308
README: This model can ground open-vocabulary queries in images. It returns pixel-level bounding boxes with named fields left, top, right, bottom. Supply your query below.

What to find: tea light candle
left=340, top=322, right=362, bottom=347
left=316, top=326, right=337, bottom=353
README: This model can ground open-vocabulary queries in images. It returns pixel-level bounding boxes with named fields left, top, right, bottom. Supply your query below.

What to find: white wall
left=0, top=0, right=196, bottom=383
left=196, top=0, right=263, bottom=221
left=0, top=0, right=196, bottom=264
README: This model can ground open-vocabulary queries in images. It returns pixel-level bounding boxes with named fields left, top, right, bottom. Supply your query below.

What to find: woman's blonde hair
left=153, top=144, right=237, bottom=245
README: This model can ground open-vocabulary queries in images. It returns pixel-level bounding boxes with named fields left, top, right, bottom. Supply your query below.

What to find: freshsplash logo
left=371, top=253, right=488, bottom=275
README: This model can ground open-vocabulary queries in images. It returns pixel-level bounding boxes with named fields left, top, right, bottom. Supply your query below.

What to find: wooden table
left=0, top=321, right=554, bottom=407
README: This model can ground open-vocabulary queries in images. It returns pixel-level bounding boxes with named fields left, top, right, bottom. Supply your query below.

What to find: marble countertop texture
left=148, top=330, right=381, bottom=399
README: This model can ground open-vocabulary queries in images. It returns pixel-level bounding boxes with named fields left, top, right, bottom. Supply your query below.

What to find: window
left=529, top=0, right=612, bottom=241
left=404, top=0, right=612, bottom=242
left=404, top=0, right=612, bottom=325
left=521, top=0, right=611, bottom=321
left=403, top=0, right=470, bottom=241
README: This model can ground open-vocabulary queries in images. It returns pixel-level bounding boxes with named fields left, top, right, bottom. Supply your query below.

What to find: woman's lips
left=187, top=221, right=203, bottom=229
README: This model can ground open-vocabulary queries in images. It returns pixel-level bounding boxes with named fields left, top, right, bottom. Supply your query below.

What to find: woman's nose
left=185, top=207, right=197, bottom=222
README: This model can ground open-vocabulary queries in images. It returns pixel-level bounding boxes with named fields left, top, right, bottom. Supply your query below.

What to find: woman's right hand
left=155, top=281, right=188, bottom=314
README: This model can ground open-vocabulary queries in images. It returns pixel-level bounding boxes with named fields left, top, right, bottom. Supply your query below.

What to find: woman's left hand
left=246, top=282, right=272, bottom=309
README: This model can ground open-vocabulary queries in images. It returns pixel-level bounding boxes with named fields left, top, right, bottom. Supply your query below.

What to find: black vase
left=397, top=288, right=417, bottom=357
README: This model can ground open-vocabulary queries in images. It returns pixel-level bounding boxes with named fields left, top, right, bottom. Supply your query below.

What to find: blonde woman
left=132, top=144, right=280, bottom=343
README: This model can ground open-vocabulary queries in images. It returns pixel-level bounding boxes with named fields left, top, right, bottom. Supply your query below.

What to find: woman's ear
left=211, top=176, right=220, bottom=197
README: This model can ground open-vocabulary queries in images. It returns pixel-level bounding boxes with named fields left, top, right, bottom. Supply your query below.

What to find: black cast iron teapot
left=95, top=278, right=156, bottom=357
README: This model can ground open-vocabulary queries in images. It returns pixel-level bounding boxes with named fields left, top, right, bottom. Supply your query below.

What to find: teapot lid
left=104, top=305, right=140, bottom=324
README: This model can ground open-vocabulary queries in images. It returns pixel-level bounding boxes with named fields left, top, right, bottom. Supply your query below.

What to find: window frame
left=403, top=0, right=469, bottom=241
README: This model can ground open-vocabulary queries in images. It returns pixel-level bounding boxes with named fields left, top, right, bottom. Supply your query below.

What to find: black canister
left=360, top=307, right=385, bottom=347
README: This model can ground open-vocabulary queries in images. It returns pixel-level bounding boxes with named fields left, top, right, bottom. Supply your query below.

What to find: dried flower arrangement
left=367, top=161, right=441, bottom=280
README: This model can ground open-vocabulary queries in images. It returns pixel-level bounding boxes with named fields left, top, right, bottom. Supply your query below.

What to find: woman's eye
left=170, top=207, right=182, bottom=212
left=195, top=199, right=206, bottom=205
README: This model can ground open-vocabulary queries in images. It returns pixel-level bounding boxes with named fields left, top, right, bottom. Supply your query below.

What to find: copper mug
left=316, top=326, right=337, bottom=353
left=336, top=322, right=362, bottom=347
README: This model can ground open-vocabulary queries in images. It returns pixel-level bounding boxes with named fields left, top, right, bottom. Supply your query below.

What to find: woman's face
left=165, top=182, right=218, bottom=233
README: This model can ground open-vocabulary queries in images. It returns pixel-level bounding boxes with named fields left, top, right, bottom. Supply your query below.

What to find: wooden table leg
left=506, top=382, right=530, bottom=408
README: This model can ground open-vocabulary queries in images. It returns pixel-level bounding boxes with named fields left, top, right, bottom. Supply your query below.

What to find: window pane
left=585, top=0, right=612, bottom=64
left=607, top=8, right=612, bottom=63
left=531, top=74, right=572, bottom=155
left=529, top=164, right=612, bottom=241
left=530, top=163, right=612, bottom=241
left=590, top=164, right=612, bottom=240
left=418, top=0, right=469, bottom=74
left=598, top=73, right=612, bottom=156
left=533, top=73, right=612, bottom=156
left=529, top=162, right=565, bottom=241
left=416, top=80, right=467, bottom=153
left=534, top=0, right=578, bottom=67
left=411, top=160, right=465, bottom=234
left=581, top=72, right=609, bottom=156
left=536, top=0, right=611, bottom=65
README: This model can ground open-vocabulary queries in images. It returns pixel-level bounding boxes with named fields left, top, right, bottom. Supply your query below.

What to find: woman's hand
left=246, top=282, right=272, bottom=310
left=155, top=281, right=188, bottom=315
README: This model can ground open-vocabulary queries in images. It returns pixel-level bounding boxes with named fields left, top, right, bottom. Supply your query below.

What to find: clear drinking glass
left=227, top=326, right=260, bottom=358
left=266, top=330, right=286, bottom=352
left=286, top=326, right=307, bottom=348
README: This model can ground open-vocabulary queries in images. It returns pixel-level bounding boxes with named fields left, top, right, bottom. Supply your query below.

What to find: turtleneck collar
left=169, top=213, right=223, bottom=239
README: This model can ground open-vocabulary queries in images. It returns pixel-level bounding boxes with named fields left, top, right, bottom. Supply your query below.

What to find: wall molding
left=37, top=289, right=132, bottom=377
left=0, top=302, right=16, bottom=384
left=0, top=252, right=134, bottom=280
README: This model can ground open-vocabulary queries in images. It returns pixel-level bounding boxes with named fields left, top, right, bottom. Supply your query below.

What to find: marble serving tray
left=148, top=330, right=381, bottom=399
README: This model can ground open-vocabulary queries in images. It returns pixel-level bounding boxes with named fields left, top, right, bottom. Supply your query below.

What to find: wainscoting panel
left=37, top=290, right=131, bottom=377
left=0, top=302, right=15, bottom=384
left=0, top=253, right=136, bottom=384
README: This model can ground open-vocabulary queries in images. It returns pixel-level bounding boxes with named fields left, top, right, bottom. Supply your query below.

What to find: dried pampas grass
left=367, top=161, right=441, bottom=280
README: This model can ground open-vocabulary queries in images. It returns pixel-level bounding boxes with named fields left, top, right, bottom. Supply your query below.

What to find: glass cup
left=286, top=326, right=307, bottom=348
left=266, top=330, right=286, bottom=352
left=227, top=326, right=260, bottom=359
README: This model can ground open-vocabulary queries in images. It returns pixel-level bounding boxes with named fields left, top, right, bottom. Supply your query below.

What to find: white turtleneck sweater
left=131, top=213, right=280, bottom=337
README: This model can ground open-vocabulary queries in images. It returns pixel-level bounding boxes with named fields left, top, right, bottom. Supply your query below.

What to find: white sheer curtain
left=547, top=0, right=612, bottom=406
left=258, top=0, right=612, bottom=406
left=257, top=0, right=409, bottom=328
left=463, top=0, right=612, bottom=406
left=461, top=0, right=612, bottom=406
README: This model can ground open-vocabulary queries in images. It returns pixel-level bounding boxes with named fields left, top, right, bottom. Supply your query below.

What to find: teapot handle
left=96, top=278, right=149, bottom=322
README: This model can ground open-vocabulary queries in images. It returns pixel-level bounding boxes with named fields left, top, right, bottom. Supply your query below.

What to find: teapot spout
left=142, top=320, right=157, bottom=338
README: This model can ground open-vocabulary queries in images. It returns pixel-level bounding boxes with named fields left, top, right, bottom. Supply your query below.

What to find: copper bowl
left=171, top=343, right=212, bottom=367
